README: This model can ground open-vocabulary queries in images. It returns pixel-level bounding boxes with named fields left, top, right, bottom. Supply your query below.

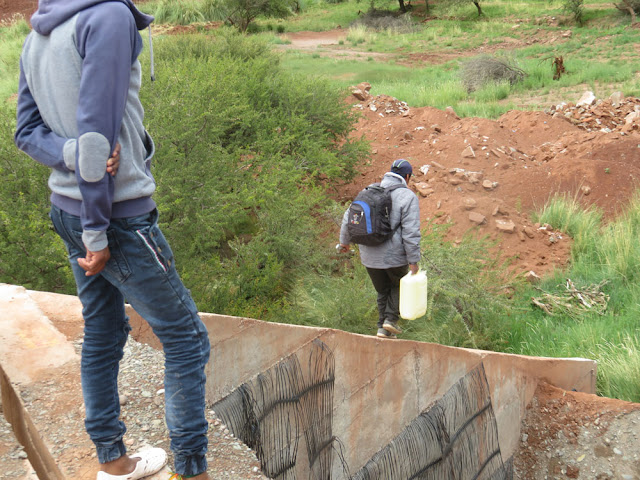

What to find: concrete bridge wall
left=0, top=284, right=596, bottom=479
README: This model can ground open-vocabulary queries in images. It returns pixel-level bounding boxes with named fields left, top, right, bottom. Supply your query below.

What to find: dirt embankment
left=341, top=83, right=640, bottom=279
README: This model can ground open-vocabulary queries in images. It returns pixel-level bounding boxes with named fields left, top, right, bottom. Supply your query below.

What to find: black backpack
left=347, top=183, right=405, bottom=246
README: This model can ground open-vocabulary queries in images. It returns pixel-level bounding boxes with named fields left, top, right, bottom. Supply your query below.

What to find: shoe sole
left=383, top=323, right=402, bottom=334
left=376, top=332, right=397, bottom=339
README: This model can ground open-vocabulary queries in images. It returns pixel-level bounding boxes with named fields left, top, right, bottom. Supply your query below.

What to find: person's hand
left=337, top=243, right=350, bottom=253
left=106, top=143, right=121, bottom=177
left=78, top=247, right=111, bottom=276
left=409, top=263, right=419, bottom=275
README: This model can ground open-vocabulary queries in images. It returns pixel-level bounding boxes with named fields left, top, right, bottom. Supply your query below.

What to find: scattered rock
left=462, top=145, right=476, bottom=158
left=357, top=82, right=372, bottom=93
left=351, top=88, right=367, bottom=101
left=523, top=226, right=536, bottom=239
left=545, top=234, right=560, bottom=246
left=581, top=185, right=591, bottom=196
left=625, top=108, right=640, bottom=125
left=525, top=271, right=541, bottom=283
left=493, top=205, right=507, bottom=216
left=610, top=91, right=624, bottom=107
left=445, top=106, right=460, bottom=119
left=495, top=219, right=516, bottom=233
left=414, top=182, right=434, bottom=197
left=576, top=91, right=596, bottom=107
left=482, top=179, right=498, bottom=190
left=463, top=198, right=477, bottom=210
left=467, top=172, right=482, bottom=184
left=469, top=211, right=487, bottom=225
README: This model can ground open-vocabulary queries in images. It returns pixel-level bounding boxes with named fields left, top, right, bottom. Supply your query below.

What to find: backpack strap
left=385, top=183, right=408, bottom=234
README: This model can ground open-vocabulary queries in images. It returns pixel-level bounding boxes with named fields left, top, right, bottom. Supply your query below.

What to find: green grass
left=0, top=18, right=30, bottom=102
left=493, top=193, right=640, bottom=401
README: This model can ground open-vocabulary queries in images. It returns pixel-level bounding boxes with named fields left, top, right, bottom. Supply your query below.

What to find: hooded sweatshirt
left=340, top=172, right=421, bottom=269
left=15, top=0, right=156, bottom=252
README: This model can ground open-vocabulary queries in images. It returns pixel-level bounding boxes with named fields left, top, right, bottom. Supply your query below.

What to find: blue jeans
left=49, top=205, right=210, bottom=476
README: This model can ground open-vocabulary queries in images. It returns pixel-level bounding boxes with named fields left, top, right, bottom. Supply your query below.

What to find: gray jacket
left=340, top=172, right=421, bottom=269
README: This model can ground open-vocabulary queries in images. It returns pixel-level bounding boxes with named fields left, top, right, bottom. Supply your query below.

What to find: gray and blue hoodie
left=340, top=172, right=421, bottom=269
left=15, top=0, right=156, bottom=252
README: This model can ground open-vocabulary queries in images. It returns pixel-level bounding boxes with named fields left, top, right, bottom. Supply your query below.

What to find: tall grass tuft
left=536, top=193, right=602, bottom=258
left=597, top=334, right=640, bottom=401
left=346, top=25, right=377, bottom=45
left=152, top=0, right=206, bottom=24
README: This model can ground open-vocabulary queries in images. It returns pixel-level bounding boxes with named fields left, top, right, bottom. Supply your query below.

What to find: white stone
left=576, top=91, right=596, bottom=107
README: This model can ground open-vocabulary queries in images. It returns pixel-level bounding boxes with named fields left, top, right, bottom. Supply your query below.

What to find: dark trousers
left=366, top=265, right=409, bottom=328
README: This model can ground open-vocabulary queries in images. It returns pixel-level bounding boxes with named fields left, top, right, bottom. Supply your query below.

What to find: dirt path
left=275, top=28, right=396, bottom=61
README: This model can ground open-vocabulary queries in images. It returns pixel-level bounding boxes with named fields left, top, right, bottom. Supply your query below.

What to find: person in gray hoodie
left=339, top=159, right=421, bottom=338
left=15, top=1, right=211, bottom=479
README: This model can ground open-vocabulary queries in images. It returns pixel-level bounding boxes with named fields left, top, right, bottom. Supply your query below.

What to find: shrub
left=140, top=33, right=367, bottom=318
left=564, top=0, right=585, bottom=26
left=350, top=9, right=417, bottom=33
left=461, top=55, right=527, bottom=93
left=0, top=105, right=75, bottom=293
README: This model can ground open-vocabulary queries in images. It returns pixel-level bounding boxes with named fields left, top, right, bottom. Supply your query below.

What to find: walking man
left=15, top=1, right=211, bottom=478
left=338, top=159, right=421, bottom=338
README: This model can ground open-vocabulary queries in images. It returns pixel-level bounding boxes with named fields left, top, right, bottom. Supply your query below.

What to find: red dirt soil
left=339, top=88, right=640, bottom=280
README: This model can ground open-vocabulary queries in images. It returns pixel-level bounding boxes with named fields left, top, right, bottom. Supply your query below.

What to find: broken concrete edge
left=0, top=365, right=65, bottom=480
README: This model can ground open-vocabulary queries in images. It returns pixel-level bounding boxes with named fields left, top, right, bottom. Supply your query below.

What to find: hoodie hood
left=31, top=0, right=153, bottom=35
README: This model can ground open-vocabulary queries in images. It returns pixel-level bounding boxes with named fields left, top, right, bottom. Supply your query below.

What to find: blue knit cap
left=391, top=159, right=413, bottom=177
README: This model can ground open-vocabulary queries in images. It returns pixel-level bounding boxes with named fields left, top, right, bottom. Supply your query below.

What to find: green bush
left=140, top=33, right=367, bottom=318
left=0, top=105, right=75, bottom=293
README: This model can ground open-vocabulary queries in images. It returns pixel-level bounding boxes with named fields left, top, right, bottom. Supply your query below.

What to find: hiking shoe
left=376, top=328, right=396, bottom=339
left=382, top=320, right=402, bottom=335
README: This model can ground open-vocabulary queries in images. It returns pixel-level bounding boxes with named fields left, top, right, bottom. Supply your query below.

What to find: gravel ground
left=0, top=392, right=36, bottom=478
left=0, top=337, right=267, bottom=479
left=513, top=384, right=640, bottom=480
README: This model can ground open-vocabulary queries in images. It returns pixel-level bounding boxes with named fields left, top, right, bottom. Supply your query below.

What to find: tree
left=446, top=0, right=483, bottom=16
left=215, top=0, right=294, bottom=32
left=614, top=0, right=639, bottom=24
